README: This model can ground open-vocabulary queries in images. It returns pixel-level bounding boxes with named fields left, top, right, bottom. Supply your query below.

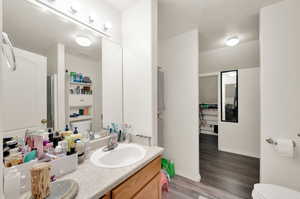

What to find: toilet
left=252, top=184, right=300, bottom=199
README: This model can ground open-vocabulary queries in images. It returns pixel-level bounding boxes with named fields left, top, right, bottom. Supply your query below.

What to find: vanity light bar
left=33, top=0, right=111, bottom=38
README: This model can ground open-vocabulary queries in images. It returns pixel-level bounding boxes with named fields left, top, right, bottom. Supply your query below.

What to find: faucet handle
left=136, top=134, right=151, bottom=139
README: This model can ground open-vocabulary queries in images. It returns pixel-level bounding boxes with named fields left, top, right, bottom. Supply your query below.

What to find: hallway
left=199, top=134, right=260, bottom=199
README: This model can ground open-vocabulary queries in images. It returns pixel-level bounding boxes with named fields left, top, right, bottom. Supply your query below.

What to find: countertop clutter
left=20, top=145, right=163, bottom=199
left=60, top=145, right=163, bottom=199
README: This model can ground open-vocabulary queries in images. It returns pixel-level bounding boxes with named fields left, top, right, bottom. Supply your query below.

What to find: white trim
left=176, top=169, right=201, bottom=182
left=220, top=148, right=260, bottom=159
left=199, top=72, right=218, bottom=78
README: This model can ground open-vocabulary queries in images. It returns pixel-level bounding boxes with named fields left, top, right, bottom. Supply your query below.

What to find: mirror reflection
left=221, top=70, right=238, bottom=123
left=2, top=0, right=123, bottom=140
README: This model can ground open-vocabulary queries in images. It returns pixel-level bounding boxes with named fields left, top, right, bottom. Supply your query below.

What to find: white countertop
left=60, top=145, right=164, bottom=199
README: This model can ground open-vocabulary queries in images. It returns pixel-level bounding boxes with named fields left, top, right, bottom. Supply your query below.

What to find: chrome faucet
left=103, top=134, right=118, bottom=152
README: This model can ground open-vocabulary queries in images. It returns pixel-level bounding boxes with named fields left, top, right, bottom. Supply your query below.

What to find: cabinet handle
left=1, top=32, right=17, bottom=71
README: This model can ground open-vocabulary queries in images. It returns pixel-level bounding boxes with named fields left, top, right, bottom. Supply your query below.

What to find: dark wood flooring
left=199, top=134, right=259, bottom=199
left=162, top=134, right=260, bottom=199
left=163, top=175, right=245, bottom=199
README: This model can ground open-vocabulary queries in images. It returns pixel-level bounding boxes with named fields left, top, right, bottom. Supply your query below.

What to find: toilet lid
left=253, top=184, right=300, bottom=199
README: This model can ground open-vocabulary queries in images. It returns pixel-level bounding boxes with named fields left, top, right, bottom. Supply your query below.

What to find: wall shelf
left=70, top=82, right=92, bottom=86
left=66, top=73, right=94, bottom=125
left=70, top=105, right=92, bottom=108
left=69, top=115, right=93, bottom=122
left=200, top=105, right=218, bottom=136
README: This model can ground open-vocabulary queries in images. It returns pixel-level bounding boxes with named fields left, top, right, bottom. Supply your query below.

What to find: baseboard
left=219, top=148, right=260, bottom=159
left=176, top=169, right=201, bottom=182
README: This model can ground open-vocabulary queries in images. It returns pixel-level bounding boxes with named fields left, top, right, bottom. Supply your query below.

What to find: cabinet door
left=133, top=174, right=161, bottom=199
left=102, top=192, right=111, bottom=199
left=102, top=38, right=123, bottom=127
left=112, top=157, right=161, bottom=199
left=1, top=47, right=47, bottom=132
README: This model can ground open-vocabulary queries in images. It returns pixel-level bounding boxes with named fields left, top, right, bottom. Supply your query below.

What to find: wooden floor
left=199, top=134, right=259, bottom=199
left=162, top=134, right=260, bottom=199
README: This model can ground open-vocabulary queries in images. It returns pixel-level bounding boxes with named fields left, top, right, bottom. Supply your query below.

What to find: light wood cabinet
left=133, top=173, right=161, bottom=199
left=105, top=156, right=161, bottom=199
left=102, top=192, right=111, bottom=199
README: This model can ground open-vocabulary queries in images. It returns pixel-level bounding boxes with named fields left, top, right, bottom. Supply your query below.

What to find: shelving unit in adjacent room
left=66, top=72, right=94, bottom=125
left=199, top=72, right=219, bottom=137
left=199, top=103, right=219, bottom=136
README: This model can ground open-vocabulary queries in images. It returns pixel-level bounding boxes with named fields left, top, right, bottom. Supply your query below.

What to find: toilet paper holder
left=266, top=138, right=296, bottom=148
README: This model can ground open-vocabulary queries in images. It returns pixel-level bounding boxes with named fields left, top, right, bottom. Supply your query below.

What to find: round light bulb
left=103, top=21, right=112, bottom=31
left=70, top=2, right=80, bottom=14
left=225, top=36, right=240, bottom=47
left=75, top=36, right=92, bottom=47
left=88, top=15, right=95, bottom=24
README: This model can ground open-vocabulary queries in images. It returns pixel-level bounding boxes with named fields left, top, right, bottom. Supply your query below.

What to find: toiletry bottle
left=75, top=140, right=86, bottom=163
left=48, top=129, right=54, bottom=144
left=53, top=132, right=62, bottom=148
left=118, top=130, right=122, bottom=142
left=34, top=135, right=44, bottom=159
left=73, top=127, right=79, bottom=134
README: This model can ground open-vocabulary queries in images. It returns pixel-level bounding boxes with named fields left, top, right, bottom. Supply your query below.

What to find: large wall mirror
left=2, top=0, right=123, bottom=138
left=221, top=70, right=238, bottom=123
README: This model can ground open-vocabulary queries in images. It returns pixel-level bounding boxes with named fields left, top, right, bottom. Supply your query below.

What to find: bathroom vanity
left=60, top=145, right=163, bottom=199
left=103, top=156, right=161, bottom=199
left=1, top=0, right=159, bottom=198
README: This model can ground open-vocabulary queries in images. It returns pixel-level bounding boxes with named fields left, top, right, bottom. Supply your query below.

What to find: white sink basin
left=90, top=143, right=146, bottom=168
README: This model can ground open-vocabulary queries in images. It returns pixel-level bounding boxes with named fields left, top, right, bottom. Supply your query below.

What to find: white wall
left=0, top=0, right=4, bottom=196
left=122, top=0, right=157, bottom=141
left=159, top=30, right=200, bottom=181
left=199, top=76, right=218, bottom=103
left=219, top=68, right=260, bottom=158
left=260, top=0, right=300, bottom=190
left=102, top=39, right=123, bottom=128
left=65, top=52, right=102, bottom=131
left=151, top=0, right=158, bottom=146
left=199, top=37, right=261, bottom=158
left=46, top=44, right=66, bottom=130
left=199, top=40, right=260, bottom=74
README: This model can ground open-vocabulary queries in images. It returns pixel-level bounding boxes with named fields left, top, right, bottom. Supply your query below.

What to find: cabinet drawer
left=69, top=95, right=93, bottom=107
left=133, top=173, right=161, bottom=199
left=112, top=156, right=161, bottom=199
